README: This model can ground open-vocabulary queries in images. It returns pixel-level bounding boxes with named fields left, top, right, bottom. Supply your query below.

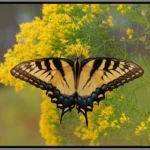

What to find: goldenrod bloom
left=135, top=121, right=147, bottom=135
left=119, top=113, right=130, bottom=124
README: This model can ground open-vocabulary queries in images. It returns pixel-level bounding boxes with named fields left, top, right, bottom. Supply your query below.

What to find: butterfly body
left=74, top=58, right=81, bottom=90
left=11, top=57, right=144, bottom=126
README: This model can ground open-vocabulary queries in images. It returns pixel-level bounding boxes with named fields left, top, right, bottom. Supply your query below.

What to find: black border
left=0, top=2, right=149, bottom=3
left=1, top=146, right=150, bottom=148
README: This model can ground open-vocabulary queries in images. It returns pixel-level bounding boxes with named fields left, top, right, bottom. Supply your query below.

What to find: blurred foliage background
left=0, top=4, right=150, bottom=146
left=0, top=4, right=45, bottom=145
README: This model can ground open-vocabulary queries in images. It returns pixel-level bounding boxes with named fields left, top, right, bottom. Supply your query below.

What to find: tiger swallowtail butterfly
left=10, top=57, right=144, bottom=126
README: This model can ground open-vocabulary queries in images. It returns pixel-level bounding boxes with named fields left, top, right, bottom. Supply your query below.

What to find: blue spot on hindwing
left=64, top=98, right=68, bottom=106
left=70, top=97, right=74, bottom=105
left=78, top=97, right=82, bottom=104
left=91, top=93, right=97, bottom=100
left=102, top=84, right=108, bottom=91
left=59, top=96, right=64, bottom=104
left=95, top=88, right=102, bottom=94
left=55, top=90, right=60, bottom=97
left=87, top=98, right=92, bottom=106
left=47, top=84, right=52, bottom=90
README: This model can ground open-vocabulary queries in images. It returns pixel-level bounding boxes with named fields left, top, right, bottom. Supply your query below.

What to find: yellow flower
left=110, top=120, right=118, bottom=128
left=116, top=4, right=131, bottom=15
left=106, top=91, right=113, bottom=98
left=117, top=4, right=124, bottom=11
left=141, top=10, right=146, bottom=17
left=135, top=121, right=147, bottom=135
left=65, top=39, right=90, bottom=58
left=121, top=10, right=125, bottom=15
left=98, top=120, right=109, bottom=131
left=64, top=4, right=74, bottom=13
left=147, top=116, right=150, bottom=123
left=100, top=106, right=113, bottom=117
left=40, top=93, right=61, bottom=145
left=91, top=4, right=100, bottom=13
left=126, top=28, right=134, bottom=35
left=119, top=113, right=130, bottom=124
left=128, top=35, right=133, bottom=39
left=107, top=16, right=114, bottom=27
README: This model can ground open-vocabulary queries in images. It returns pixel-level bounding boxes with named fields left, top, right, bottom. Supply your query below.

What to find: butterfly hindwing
left=76, top=57, right=144, bottom=126
left=11, top=58, right=76, bottom=121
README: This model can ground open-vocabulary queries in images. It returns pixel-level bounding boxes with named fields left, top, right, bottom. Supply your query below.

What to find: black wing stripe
left=53, top=59, right=70, bottom=88
left=90, top=59, right=102, bottom=77
left=44, top=59, right=51, bottom=70
left=53, top=59, right=65, bottom=77
left=36, top=61, right=42, bottom=70
left=104, top=59, right=111, bottom=71
left=113, top=60, right=120, bottom=70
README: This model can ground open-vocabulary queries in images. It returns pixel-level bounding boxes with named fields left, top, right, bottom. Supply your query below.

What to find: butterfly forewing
left=78, top=57, right=144, bottom=95
left=11, top=58, right=75, bottom=92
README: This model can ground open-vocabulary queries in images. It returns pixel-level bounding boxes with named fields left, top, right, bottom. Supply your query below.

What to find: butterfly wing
left=77, top=57, right=144, bottom=126
left=11, top=58, right=76, bottom=122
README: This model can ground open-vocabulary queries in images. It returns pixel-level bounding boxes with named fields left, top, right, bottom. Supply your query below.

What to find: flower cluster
left=116, top=4, right=131, bottom=15
left=65, top=39, right=90, bottom=58
left=102, top=16, right=114, bottom=27
left=134, top=116, right=150, bottom=135
left=141, top=10, right=146, bottom=17
left=126, top=28, right=134, bottom=39
left=75, top=97, right=130, bottom=146
left=135, top=121, right=147, bottom=135
left=40, top=93, right=62, bottom=145
left=120, top=113, right=130, bottom=124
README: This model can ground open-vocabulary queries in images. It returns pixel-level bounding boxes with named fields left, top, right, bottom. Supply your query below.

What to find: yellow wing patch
left=78, top=58, right=144, bottom=96
left=11, top=58, right=75, bottom=95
